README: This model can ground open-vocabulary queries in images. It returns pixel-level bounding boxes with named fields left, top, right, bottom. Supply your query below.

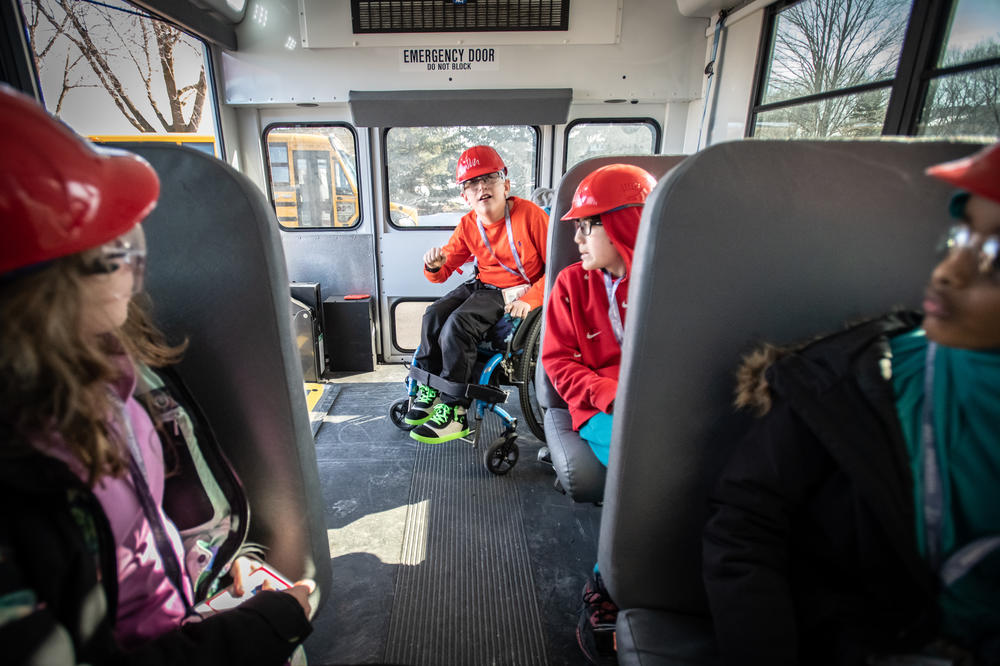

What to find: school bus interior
left=4, top=0, right=999, bottom=662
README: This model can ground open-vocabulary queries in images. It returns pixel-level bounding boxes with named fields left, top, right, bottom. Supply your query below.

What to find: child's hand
left=423, top=247, right=447, bottom=269
left=229, top=556, right=255, bottom=596
left=264, top=578, right=315, bottom=618
left=505, top=299, right=531, bottom=318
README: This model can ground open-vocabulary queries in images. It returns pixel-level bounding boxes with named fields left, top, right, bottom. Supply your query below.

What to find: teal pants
left=579, top=411, right=614, bottom=467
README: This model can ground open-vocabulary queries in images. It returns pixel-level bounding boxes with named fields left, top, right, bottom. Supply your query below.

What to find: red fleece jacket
left=423, top=196, right=549, bottom=309
left=541, top=207, right=641, bottom=430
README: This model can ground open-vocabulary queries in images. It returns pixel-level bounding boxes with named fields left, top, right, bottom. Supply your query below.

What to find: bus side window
left=263, top=125, right=362, bottom=230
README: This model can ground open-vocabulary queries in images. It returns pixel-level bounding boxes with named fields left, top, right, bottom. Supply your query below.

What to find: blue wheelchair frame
left=389, top=311, right=543, bottom=475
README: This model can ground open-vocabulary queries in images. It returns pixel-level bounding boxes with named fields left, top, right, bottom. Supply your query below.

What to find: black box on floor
left=290, top=282, right=324, bottom=331
left=290, top=282, right=326, bottom=380
left=322, top=295, right=376, bottom=372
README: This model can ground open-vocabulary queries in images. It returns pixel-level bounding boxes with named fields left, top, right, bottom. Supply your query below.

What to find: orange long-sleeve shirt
left=423, top=196, right=549, bottom=309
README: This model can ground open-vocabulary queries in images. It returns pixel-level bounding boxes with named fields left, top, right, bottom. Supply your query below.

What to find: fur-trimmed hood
left=733, top=311, right=924, bottom=418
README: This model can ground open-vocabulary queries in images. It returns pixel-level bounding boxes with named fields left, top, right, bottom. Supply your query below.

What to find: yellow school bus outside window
left=265, top=128, right=419, bottom=229
left=88, top=134, right=218, bottom=157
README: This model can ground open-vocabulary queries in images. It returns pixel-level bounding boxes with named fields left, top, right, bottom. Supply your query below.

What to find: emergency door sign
left=399, top=48, right=500, bottom=72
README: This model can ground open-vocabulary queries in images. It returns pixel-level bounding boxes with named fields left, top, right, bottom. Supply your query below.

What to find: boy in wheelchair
left=407, top=145, right=549, bottom=444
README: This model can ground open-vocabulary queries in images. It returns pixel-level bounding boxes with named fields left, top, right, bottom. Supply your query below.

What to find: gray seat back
left=599, top=140, right=982, bottom=618
left=536, top=155, right=687, bottom=409
left=125, top=144, right=331, bottom=606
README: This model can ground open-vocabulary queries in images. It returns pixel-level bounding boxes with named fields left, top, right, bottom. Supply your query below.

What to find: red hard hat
left=455, top=145, right=507, bottom=184
left=561, top=163, right=657, bottom=220
left=926, top=143, right=1000, bottom=205
left=0, top=85, right=160, bottom=276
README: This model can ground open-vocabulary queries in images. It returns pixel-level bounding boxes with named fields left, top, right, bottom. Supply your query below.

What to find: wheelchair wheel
left=484, top=435, right=519, bottom=475
left=516, top=313, right=546, bottom=441
left=389, top=397, right=416, bottom=431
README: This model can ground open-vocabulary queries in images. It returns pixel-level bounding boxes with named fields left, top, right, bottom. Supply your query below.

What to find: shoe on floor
left=403, top=383, right=441, bottom=426
left=409, top=403, right=470, bottom=444
left=576, top=573, right=619, bottom=665
left=537, top=446, right=552, bottom=465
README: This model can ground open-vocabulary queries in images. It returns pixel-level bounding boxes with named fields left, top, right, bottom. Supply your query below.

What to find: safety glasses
left=461, top=171, right=504, bottom=192
left=938, top=223, right=1000, bottom=277
left=80, top=224, right=147, bottom=292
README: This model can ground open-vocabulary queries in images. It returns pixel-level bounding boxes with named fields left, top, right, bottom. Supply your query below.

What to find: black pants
left=415, top=280, right=505, bottom=404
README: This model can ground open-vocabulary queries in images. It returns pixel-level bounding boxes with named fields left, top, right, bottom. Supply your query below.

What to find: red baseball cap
left=925, top=143, right=1000, bottom=205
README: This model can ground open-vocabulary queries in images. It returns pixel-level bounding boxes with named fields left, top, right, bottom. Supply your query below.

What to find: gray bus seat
left=123, top=143, right=332, bottom=613
left=599, top=140, right=983, bottom=665
left=538, top=155, right=686, bottom=504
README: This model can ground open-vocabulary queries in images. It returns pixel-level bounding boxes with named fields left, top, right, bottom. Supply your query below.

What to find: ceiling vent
left=351, top=1, right=570, bottom=34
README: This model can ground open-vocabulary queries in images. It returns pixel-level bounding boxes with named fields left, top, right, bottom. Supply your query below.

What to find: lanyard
left=115, top=399, right=197, bottom=618
left=475, top=203, right=530, bottom=284
left=601, top=271, right=625, bottom=346
left=920, top=342, right=944, bottom=570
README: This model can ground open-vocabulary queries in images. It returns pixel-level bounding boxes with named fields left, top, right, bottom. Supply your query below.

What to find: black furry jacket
left=702, top=311, right=961, bottom=665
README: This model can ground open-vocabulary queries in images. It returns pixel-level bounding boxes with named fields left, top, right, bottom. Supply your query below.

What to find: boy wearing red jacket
left=542, top=164, right=657, bottom=466
left=542, top=163, right=656, bottom=665
left=407, top=145, right=548, bottom=444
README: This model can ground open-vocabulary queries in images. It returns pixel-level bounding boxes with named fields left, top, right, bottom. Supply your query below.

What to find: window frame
left=746, top=0, right=1000, bottom=139
left=16, top=0, right=226, bottom=156
left=380, top=124, right=542, bottom=231
left=561, top=117, right=663, bottom=173
left=388, top=297, right=437, bottom=353
left=262, top=121, right=362, bottom=232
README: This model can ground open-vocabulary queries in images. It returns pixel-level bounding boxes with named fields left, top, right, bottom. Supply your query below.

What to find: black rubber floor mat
left=384, top=426, right=548, bottom=665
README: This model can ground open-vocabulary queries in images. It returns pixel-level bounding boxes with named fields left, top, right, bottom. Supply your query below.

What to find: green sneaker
left=404, top=383, right=441, bottom=426
left=410, top=403, right=470, bottom=444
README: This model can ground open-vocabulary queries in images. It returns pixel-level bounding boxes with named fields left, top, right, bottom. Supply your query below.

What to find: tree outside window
left=21, top=0, right=215, bottom=137
left=753, top=0, right=912, bottom=139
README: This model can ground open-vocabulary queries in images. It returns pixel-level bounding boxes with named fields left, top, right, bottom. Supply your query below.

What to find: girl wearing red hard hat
left=0, top=85, right=312, bottom=665
left=704, top=143, right=1000, bottom=665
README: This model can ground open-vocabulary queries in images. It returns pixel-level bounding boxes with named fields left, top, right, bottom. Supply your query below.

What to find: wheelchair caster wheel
left=484, top=436, right=519, bottom=475
left=389, top=397, right=415, bottom=431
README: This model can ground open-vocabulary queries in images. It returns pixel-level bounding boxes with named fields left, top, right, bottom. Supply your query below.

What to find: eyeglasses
left=80, top=225, right=147, bottom=292
left=938, top=223, right=1000, bottom=277
left=461, top=172, right=504, bottom=192
left=573, top=217, right=603, bottom=237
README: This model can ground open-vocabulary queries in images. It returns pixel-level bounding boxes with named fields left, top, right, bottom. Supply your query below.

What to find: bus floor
left=304, top=364, right=602, bottom=666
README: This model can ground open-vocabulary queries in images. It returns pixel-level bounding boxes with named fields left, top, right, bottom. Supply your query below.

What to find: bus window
left=916, top=0, right=1000, bottom=138
left=21, top=0, right=219, bottom=149
left=563, top=119, right=661, bottom=173
left=384, top=125, right=539, bottom=229
left=264, top=125, right=363, bottom=230
left=749, top=0, right=913, bottom=139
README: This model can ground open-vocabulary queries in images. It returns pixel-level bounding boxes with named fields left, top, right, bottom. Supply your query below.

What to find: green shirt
left=889, top=329, right=1000, bottom=645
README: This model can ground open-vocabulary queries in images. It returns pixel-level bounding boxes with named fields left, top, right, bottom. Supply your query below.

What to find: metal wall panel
left=281, top=232, right=378, bottom=298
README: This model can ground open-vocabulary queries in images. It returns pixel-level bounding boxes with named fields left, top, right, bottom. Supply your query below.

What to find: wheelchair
left=388, top=308, right=546, bottom=475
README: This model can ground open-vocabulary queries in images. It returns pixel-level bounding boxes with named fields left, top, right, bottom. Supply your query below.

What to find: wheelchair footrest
left=408, top=366, right=508, bottom=405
